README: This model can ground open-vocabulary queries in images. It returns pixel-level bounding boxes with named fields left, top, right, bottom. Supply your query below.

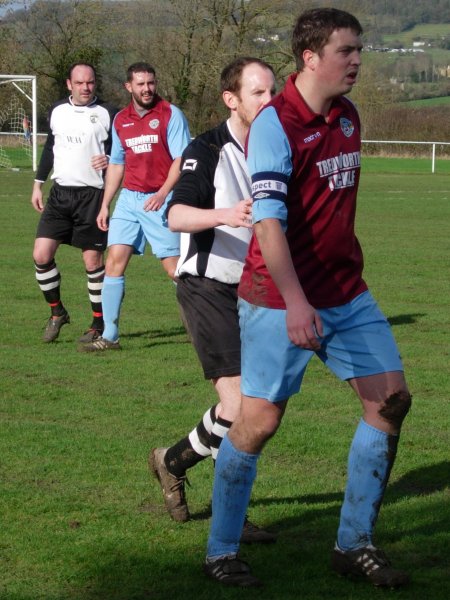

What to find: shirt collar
left=69, top=95, right=97, bottom=108
left=284, top=73, right=348, bottom=125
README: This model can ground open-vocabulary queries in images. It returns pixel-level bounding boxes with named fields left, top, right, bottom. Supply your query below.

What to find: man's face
left=66, top=65, right=96, bottom=106
left=234, top=63, right=276, bottom=128
left=125, top=71, right=157, bottom=109
left=313, top=28, right=362, bottom=97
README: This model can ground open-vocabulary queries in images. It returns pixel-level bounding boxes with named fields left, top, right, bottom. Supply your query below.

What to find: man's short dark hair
left=67, top=63, right=97, bottom=81
left=292, top=8, right=363, bottom=71
left=126, top=62, right=156, bottom=82
left=220, top=57, right=274, bottom=95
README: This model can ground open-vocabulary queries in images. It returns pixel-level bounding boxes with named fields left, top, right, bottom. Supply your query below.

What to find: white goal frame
left=0, top=74, right=37, bottom=171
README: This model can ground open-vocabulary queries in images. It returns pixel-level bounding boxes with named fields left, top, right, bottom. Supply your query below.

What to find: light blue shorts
left=238, top=290, right=404, bottom=402
left=108, top=189, right=180, bottom=258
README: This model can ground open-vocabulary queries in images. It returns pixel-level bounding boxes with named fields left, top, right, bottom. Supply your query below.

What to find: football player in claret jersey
left=203, top=8, right=412, bottom=588
left=31, top=63, right=117, bottom=344
left=80, top=62, right=191, bottom=352
left=149, top=57, right=276, bottom=543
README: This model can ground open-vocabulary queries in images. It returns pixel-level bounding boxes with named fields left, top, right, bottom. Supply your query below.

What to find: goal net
left=0, top=75, right=37, bottom=171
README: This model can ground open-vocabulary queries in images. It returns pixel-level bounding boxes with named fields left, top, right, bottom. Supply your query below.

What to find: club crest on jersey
left=149, top=119, right=159, bottom=130
left=90, top=114, right=99, bottom=124
left=340, top=118, right=354, bottom=138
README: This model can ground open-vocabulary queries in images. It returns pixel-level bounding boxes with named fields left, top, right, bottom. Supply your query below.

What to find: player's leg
left=204, top=299, right=309, bottom=586
left=86, top=244, right=133, bottom=349
left=319, top=291, right=411, bottom=586
left=79, top=249, right=105, bottom=342
left=33, top=185, right=73, bottom=342
left=160, top=255, right=179, bottom=281
left=151, top=277, right=241, bottom=520
left=333, top=372, right=411, bottom=587
left=151, top=403, right=218, bottom=523
left=70, top=186, right=108, bottom=343
left=80, top=189, right=143, bottom=351
left=210, top=376, right=241, bottom=459
left=33, top=236, right=70, bottom=342
left=204, top=395, right=285, bottom=586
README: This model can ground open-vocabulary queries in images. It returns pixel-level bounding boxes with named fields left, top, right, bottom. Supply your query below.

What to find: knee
left=161, top=257, right=179, bottom=281
left=33, top=243, right=54, bottom=266
left=248, top=409, right=282, bottom=447
left=166, top=268, right=177, bottom=281
left=164, top=264, right=177, bottom=281
left=105, top=253, right=125, bottom=277
left=83, top=254, right=104, bottom=272
left=378, top=389, right=412, bottom=429
left=231, top=406, right=281, bottom=454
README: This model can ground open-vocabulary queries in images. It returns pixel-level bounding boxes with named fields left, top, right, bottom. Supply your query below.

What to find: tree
left=1, top=0, right=107, bottom=122
left=148, top=0, right=296, bottom=133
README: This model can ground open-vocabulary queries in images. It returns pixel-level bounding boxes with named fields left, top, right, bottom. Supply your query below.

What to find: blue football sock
left=337, top=418, right=399, bottom=550
left=101, top=275, right=124, bottom=342
left=207, top=434, right=259, bottom=559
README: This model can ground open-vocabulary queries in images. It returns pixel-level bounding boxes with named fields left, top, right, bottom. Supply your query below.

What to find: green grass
left=0, top=163, right=449, bottom=599
left=403, top=96, right=450, bottom=108
left=383, top=23, right=450, bottom=45
left=0, top=146, right=34, bottom=170
left=362, top=156, right=450, bottom=174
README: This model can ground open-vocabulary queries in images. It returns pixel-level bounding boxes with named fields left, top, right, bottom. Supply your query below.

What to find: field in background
left=382, top=22, right=450, bottom=45
left=0, top=162, right=449, bottom=599
left=403, top=96, right=450, bottom=107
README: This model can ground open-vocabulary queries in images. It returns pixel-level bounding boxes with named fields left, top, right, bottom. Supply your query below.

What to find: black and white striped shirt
left=169, top=120, right=252, bottom=285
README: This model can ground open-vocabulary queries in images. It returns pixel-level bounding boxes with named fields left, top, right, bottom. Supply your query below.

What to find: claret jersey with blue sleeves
left=239, top=73, right=367, bottom=309
left=168, top=119, right=252, bottom=284
left=36, top=96, right=117, bottom=188
left=110, top=96, right=191, bottom=193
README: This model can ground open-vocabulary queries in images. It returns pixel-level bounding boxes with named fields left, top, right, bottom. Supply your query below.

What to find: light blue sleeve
left=109, top=119, right=125, bottom=165
left=247, top=106, right=292, bottom=226
left=167, top=105, right=192, bottom=159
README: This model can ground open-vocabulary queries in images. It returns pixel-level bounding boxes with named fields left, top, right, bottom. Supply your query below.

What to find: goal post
left=0, top=74, right=38, bottom=171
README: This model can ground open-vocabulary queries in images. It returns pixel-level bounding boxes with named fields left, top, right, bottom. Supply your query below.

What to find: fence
left=362, top=140, right=450, bottom=173
left=2, top=133, right=449, bottom=173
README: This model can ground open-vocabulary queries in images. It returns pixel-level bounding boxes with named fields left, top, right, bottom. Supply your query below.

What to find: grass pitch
left=0, top=160, right=449, bottom=599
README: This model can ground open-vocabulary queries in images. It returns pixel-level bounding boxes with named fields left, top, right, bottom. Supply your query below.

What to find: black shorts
left=36, top=183, right=107, bottom=251
left=176, top=276, right=241, bottom=380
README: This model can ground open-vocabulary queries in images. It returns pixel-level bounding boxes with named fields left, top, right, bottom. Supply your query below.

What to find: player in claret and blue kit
left=81, top=62, right=191, bottom=352
left=203, top=8, right=412, bottom=589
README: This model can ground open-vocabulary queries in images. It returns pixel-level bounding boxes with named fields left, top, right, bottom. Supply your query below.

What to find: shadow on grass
left=67, top=464, right=450, bottom=600
left=122, top=326, right=187, bottom=340
left=226, top=461, right=450, bottom=514
left=387, top=460, right=450, bottom=499
left=184, top=460, right=450, bottom=586
left=387, top=313, right=426, bottom=326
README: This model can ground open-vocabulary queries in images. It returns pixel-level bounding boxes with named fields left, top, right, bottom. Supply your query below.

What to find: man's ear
left=303, top=49, right=317, bottom=71
left=222, top=90, right=238, bottom=111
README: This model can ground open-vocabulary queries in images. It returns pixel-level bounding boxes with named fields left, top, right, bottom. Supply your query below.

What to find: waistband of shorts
left=179, top=273, right=239, bottom=289
left=124, top=187, right=160, bottom=194
left=53, top=182, right=102, bottom=191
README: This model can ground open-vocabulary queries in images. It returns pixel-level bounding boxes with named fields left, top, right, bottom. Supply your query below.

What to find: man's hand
left=285, top=299, right=323, bottom=351
left=31, top=183, right=44, bottom=212
left=143, top=190, right=165, bottom=212
left=96, top=204, right=110, bottom=231
left=225, top=198, right=253, bottom=228
left=91, top=154, right=109, bottom=171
